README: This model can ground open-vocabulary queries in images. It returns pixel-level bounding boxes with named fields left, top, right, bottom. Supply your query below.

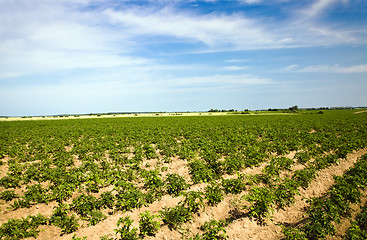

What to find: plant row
left=282, top=154, right=367, bottom=240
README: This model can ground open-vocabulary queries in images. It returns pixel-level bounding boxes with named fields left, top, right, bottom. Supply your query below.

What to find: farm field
left=0, top=109, right=367, bottom=240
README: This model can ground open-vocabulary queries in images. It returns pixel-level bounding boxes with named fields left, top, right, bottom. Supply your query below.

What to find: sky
left=1, top=0, right=367, bottom=116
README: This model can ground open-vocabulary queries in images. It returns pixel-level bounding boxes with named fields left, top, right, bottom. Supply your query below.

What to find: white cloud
left=102, top=3, right=367, bottom=51
left=302, top=0, right=349, bottom=18
left=284, top=64, right=299, bottom=71
left=303, top=64, right=367, bottom=73
left=103, top=7, right=290, bottom=49
left=224, top=59, right=249, bottom=63
left=239, top=0, right=262, bottom=4
left=165, top=74, right=272, bottom=90
left=284, top=64, right=367, bottom=73
left=220, top=66, right=248, bottom=71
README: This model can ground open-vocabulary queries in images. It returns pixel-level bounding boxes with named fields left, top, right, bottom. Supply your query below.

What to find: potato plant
left=205, top=182, right=224, bottom=206
left=0, top=190, right=18, bottom=201
left=164, top=173, right=188, bottom=196
left=49, top=203, right=80, bottom=234
left=160, top=204, right=193, bottom=229
left=114, top=216, right=139, bottom=240
left=0, top=214, right=48, bottom=240
left=139, top=211, right=161, bottom=237
left=344, top=202, right=367, bottom=240
left=191, top=220, right=228, bottom=240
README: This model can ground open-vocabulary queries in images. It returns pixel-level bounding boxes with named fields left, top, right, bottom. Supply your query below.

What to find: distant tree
left=289, top=105, right=299, bottom=111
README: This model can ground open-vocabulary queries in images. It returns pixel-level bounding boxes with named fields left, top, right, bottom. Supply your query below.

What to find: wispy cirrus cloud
left=156, top=74, right=273, bottom=92
left=220, top=66, right=248, bottom=71
left=102, top=1, right=367, bottom=51
left=238, top=0, right=262, bottom=4
left=103, top=7, right=284, bottom=49
left=283, top=64, right=367, bottom=73
left=302, top=0, right=349, bottom=18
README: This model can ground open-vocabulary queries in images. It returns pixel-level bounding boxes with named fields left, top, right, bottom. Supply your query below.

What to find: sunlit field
left=1, top=109, right=367, bottom=239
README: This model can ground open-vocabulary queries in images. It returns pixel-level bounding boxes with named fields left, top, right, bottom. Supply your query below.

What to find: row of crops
left=0, top=110, right=366, bottom=239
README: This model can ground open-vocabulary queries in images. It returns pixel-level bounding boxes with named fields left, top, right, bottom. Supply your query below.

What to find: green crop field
left=0, top=109, right=367, bottom=240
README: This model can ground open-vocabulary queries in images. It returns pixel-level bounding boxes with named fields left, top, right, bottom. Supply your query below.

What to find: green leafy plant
left=115, top=186, right=146, bottom=211
left=71, top=194, right=100, bottom=217
left=182, top=191, right=205, bottom=213
left=139, top=211, right=160, bottom=237
left=164, top=173, right=188, bottom=196
left=10, top=198, right=31, bottom=209
left=223, top=154, right=245, bottom=174
left=159, top=204, right=192, bottom=230
left=344, top=203, right=367, bottom=240
left=263, top=157, right=293, bottom=176
left=141, top=170, right=163, bottom=190
left=243, top=186, right=275, bottom=223
left=0, top=190, right=19, bottom=201
left=114, top=216, right=139, bottom=240
left=344, top=223, right=367, bottom=240
left=98, top=191, right=115, bottom=209
left=294, top=152, right=310, bottom=164
left=302, top=198, right=337, bottom=240
left=49, top=203, right=80, bottom=234
left=222, top=176, right=246, bottom=194
left=274, top=178, right=300, bottom=209
left=24, top=183, right=49, bottom=204
left=50, top=183, right=75, bottom=203
left=87, top=210, right=106, bottom=226
left=291, top=167, right=317, bottom=189
left=0, top=214, right=48, bottom=240
left=189, top=159, right=214, bottom=183
left=281, top=226, right=307, bottom=240
left=142, top=144, right=158, bottom=159
left=283, top=154, right=367, bottom=240
left=205, top=182, right=224, bottom=206
left=100, top=235, right=114, bottom=240
left=0, top=175, right=21, bottom=188
left=192, top=220, right=227, bottom=240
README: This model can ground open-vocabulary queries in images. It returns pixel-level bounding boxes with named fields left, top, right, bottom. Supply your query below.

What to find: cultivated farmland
left=0, top=109, right=367, bottom=239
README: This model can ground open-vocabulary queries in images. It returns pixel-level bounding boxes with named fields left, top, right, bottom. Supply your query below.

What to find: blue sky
left=1, top=0, right=367, bottom=116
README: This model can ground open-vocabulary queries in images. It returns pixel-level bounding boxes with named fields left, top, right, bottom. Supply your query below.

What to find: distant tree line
left=208, top=109, right=238, bottom=112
